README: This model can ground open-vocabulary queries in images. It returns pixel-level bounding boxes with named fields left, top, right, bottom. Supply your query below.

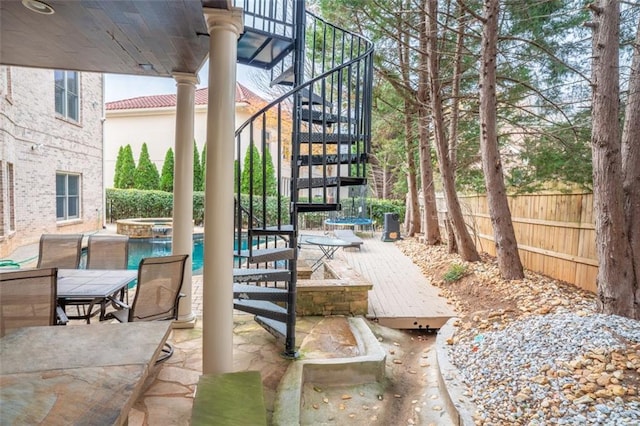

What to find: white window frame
left=56, top=172, right=81, bottom=221
left=7, top=162, right=15, bottom=232
left=54, top=70, right=79, bottom=121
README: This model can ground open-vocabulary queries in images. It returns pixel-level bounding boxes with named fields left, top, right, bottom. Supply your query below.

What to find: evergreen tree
left=113, top=146, right=124, bottom=188
left=263, top=147, right=277, bottom=196
left=201, top=143, right=207, bottom=191
left=133, top=143, right=159, bottom=190
left=234, top=159, right=240, bottom=191
left=193, top=141, right=203, bottom=192
left=159, top=147, right=175, bottom=192
left=119, top=144, right=136, bottom=189
left=241, top=145, right=262, bottom=194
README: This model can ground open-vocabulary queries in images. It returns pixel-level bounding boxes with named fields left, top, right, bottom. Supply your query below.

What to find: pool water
left=80, top=235, right=253, bottom=276
left=125, top=235, right=252, bottom=275
left=127, top=237, right=205, bottom=274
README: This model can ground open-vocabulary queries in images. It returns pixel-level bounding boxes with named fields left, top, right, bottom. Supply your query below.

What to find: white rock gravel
left=448, top=312, right=640, bottom=425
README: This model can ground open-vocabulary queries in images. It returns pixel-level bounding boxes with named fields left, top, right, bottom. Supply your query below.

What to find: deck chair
left=105, top=254, right=188, bottom=363
left=86, top=234, right=129, bottom=269
left=0, top=268, right=68, bottom=337
left=37, top=233, right=83, bottom=269
left=64, top=234, right=131, bottom=321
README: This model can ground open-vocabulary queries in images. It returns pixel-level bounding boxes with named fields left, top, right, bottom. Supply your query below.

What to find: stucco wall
left=104, top=104, right=289, bottom=192
left=0, top=66, right=104, bottom=258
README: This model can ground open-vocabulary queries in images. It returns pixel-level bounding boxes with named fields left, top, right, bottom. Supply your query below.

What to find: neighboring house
left=0, top=66, right=104, bottom=258
left=104, top=83, right=291, bottom=194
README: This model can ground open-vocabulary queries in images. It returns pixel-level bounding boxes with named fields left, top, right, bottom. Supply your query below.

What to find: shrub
left=263, top=147, right=277, bottom=196
left=443, top=263, right=468, bottom=283
left=193, top=141, right=203, bottom=192
left=106, top=188, right=172, bottom=221
left=106, top=189, right=279, bottom=227
left=241, top=145, right=262, bottom=194
left=201, top=143, right=207, bottom=189
left=159, top=148, right=174, bottom=192
left=113, top=146, right=124, bottom=188
left=116, top=144, right=136, bottom=189
left=134, top=143, right=159, bottom=190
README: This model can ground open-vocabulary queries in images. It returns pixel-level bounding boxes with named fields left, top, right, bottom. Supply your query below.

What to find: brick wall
left=0, top=66, right=104, bottom=258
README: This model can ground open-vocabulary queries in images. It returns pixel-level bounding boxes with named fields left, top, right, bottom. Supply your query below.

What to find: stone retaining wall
left=296, top=258, right=372, bottom=316
left=116, top=218, right=174, bottom=239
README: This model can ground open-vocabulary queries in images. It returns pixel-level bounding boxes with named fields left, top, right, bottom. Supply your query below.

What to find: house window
left=56, top=173, right=80, bottom=221
left=0, top=162, right=4, bottom=236
left=7, top=162, right=15, bottom=232
left=54, top=70, right=79, bottom=121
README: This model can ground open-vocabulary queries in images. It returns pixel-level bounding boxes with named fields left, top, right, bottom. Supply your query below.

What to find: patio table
left=0, top=322, right=171, bottom=426
left=304, top=236, right=352, bottom=271
left=57, top=269, right=137, bottom=323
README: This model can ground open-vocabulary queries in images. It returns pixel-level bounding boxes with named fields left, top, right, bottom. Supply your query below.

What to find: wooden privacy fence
left=431, top=193, right=598, bottom=293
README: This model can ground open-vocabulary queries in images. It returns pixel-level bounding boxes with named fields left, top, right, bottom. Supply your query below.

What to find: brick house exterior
left=0, top=66, right=104, bottom=258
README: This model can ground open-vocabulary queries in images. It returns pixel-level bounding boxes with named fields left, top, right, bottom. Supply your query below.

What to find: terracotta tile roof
left=106, top=82, right=267, bottom=111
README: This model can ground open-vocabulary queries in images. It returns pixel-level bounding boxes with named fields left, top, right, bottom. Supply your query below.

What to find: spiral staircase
left=230, top=0, right=373, bottom=358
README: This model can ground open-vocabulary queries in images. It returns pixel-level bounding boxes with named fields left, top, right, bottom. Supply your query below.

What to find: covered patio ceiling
left=0, top=0, right=232, bottom=76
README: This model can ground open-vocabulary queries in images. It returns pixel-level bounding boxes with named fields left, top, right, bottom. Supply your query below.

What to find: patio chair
left=0, top=268, right=68, bottom=337
left=64, top=234, right=130, bottom=321
left=37, top=233, right=83, bottom=269
left=86, top=234, right=129, bottom=269
left=105, top=254, right=188, bottom=363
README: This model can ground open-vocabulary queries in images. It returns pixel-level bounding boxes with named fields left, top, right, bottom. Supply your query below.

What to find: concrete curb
left=435, top=318, right=477, bottom=426
left=272, top=317, right=386, bottom=425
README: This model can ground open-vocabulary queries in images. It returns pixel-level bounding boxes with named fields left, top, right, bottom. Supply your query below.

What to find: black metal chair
left=105, top=254, right=188, bottom=363
left=0, top=268, right=68, bottom=337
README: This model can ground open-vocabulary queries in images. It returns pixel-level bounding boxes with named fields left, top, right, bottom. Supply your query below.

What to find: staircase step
left=300, top=88, right=332, bottom=107
left=298, top=133, right=364, bottom=144
left=300, top=109, right=352, bottom=125
left=233, top=300, right=288, bottom=323
left=237, top=28, right=294, bottom=70
left=233, top=284, right=289, bottom=302
left=297, top=176, right=367, bottom=189
left=254, top=315, right=286, bottom=344
left=250, top=225, right=295, bottom=237
left=295, top=203, right=342, bottom=213
left=237, top=247, right=295, bottom=263
left=233, top=268, right=291, bottom=283
left=270, top=66, right=294, bottom=86
left=298, top=153, right=368, bottom=167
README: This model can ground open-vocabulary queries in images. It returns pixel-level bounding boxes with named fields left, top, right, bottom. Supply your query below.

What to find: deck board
left=337, top=234, right=457, bottom=330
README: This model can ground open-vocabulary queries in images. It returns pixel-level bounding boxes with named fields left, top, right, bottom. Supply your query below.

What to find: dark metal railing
left=233, top=0, right=373, bottom=357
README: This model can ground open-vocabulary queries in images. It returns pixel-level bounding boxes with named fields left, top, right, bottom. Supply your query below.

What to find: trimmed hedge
left=107, top=188, right=205, bottom=225
left=106, top=188, right=404, bottom=230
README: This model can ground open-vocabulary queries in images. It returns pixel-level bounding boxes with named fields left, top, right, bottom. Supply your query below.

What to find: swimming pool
left=124, top=234, right=252, bottom=275
left=78, top=234, right=256, bottom=276
left=127, top=236, right=205, bottom=274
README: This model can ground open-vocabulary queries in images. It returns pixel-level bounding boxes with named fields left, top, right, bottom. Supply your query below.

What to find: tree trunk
left=621, top=16, right=640, bottom=318
left=418, top=106, right=441, bottom=245
left=590, top=0, right=636, bottom=318
left=426, top=0, right=479, bottom=261
left=403, top=107, right=420, bottom=238
left=448, top=6, right=466, bottom=173
left=479, top=0, right=524, bottom=280
left=418, top=0, right=441, bottom=245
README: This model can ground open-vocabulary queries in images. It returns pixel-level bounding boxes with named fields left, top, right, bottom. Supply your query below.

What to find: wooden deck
left=336, top=234, right=457, bottom=330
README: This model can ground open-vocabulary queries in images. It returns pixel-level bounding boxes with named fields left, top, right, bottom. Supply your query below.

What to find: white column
left=202, top=7, right=243, bottom=374
left=172, top=72, right=199, bottom=328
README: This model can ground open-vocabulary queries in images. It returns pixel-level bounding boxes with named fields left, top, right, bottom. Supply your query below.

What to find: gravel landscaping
left=397, top=238, right=640, bottom=425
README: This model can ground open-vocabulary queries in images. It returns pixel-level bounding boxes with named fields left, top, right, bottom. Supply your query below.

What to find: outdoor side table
left=304, top=236, right=352, bottom=271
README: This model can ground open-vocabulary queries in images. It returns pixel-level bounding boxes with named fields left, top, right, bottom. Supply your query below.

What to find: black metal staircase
left=231, top=0, right=373, bottom=358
